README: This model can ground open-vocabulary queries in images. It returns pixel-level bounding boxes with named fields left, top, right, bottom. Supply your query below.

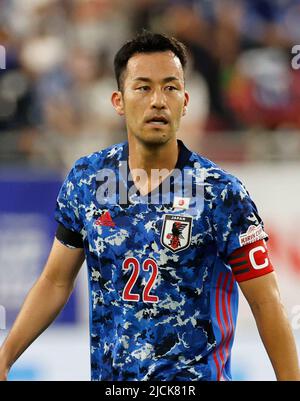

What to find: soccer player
left=0, top=31, right=299, bottom=381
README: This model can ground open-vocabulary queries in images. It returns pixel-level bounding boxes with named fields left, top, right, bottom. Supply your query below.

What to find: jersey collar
left=121, top=139, right=192, bottom=169
left=117, top=140, right=193, bottom=206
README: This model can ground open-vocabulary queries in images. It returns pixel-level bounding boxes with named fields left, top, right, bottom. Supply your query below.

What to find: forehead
left=125, top=51, right=184, bottom=82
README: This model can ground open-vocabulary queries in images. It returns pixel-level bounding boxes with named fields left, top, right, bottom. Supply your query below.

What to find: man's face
left=112, top=51, right=189, bottom=146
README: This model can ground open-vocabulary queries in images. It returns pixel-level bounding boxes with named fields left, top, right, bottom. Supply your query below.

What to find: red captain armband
left=228, top=240, right=274, bottom=283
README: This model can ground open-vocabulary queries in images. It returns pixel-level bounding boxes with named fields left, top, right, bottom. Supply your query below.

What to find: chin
left=138, top=130, right=172, bottom=146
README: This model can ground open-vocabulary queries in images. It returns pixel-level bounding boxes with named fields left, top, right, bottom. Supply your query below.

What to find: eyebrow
left=133, top=76, right=180, bottom=83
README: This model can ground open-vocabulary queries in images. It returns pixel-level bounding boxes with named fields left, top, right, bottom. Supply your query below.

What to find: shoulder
left=189, top=150, right=247, bottom=197
left=69, top=141, right=127, bottom=181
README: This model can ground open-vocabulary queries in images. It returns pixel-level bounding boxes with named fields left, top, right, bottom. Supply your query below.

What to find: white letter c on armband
left=249, top=246, right=269, bottom=270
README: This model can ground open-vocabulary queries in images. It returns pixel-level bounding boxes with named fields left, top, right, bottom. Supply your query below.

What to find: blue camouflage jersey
left=55, top=140, right=268, bottom=381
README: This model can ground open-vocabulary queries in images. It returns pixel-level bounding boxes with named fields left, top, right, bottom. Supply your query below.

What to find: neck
left=128, top=136, right=179, bottom=177
left=127, top=136, right=179, bottom=196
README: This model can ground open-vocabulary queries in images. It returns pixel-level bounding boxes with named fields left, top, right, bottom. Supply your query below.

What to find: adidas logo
left=95, top=211, right=115, bottom=227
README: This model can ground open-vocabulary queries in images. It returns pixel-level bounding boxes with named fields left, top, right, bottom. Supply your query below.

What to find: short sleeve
left=55, top=165, right=83, bottom=234
left=213, top=178, right=268, bottom=260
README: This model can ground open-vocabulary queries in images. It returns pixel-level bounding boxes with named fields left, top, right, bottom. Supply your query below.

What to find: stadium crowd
left=0, top=0, right=300, bottom=168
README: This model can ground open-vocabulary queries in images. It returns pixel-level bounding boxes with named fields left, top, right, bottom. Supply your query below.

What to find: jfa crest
left=161, top=214, right=193, bottom=253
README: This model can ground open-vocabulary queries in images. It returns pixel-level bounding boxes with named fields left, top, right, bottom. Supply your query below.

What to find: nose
left=150, top=88, right=166, bottom=109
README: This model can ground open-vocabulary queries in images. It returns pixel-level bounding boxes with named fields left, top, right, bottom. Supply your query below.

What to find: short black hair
left=114, top=30, right=188, bottom=91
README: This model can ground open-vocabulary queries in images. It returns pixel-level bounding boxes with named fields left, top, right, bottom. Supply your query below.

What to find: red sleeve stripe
left=212, top=272, right=235, bottom=380
left=224, top=276, right=235, bottom=364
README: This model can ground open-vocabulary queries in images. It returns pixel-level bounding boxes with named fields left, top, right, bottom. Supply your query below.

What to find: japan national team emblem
left=161, top=214, right=193, bottom=252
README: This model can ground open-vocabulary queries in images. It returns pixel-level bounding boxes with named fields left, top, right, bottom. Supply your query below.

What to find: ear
left=182, top=91, right=190, bottom=116
left=111, top=91, right=125, bottom=116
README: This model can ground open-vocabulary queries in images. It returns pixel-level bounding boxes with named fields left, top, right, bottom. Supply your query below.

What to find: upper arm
left=40, top=238, right=85, bottom=289
left=239, top=271, right=281, bottom=310
left=213, top=177, right=268, bottom=260
left=228, top=239, right=279, bottom=309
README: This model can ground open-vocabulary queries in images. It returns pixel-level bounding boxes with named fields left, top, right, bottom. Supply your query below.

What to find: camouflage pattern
left=55, top=140, right=267, bottom=381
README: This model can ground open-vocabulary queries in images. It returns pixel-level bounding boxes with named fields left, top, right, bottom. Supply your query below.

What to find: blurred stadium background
left=0, top=0, right=300, bottom=381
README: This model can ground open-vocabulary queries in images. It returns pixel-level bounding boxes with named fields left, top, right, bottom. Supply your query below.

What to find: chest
left=80, top=179, right=217, bottom=305
left=82, top=197, right=215, bottom=261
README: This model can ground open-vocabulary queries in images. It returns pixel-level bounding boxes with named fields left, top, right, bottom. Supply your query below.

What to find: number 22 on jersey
left=122, top=257, right=159, bottom=303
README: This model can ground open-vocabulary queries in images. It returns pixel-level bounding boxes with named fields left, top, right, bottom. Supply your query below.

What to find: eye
left=136, top=86, right=150, bottom=92
left=165, top=85, right=178, bottom=91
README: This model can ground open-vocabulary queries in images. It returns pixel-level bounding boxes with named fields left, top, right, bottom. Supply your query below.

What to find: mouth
left=145, top=116, right=169, bottom=126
